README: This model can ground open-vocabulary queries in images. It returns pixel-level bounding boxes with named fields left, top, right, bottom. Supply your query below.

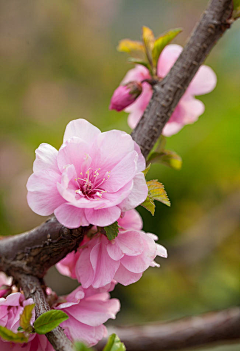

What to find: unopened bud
left=109, top=81, right=142, bottom=111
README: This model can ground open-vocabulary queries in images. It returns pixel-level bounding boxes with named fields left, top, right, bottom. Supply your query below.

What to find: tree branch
left=13, top=272, right=73, bottom=351
left=131, top=0, right=233, bottom=158
left=97, top=307, right=240, bottom=351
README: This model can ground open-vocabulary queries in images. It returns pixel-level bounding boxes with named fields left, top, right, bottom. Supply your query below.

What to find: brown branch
left=97, top=307, right=240, bottom=351
left=13, top=272, right=73, bottom=351
left=131, top=0, right=233, bottom=158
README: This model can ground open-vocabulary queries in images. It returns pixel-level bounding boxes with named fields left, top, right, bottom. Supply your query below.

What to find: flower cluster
left=0, top=273, right=119, bottom=349
left=110, top=44, right=217, bottom=136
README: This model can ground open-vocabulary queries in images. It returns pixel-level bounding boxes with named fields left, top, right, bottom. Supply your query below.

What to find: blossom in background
left=57, top=209, right=167, bottom=288
left=55, top=284, right=120, bottom=346
left=27, top=119, right=148, bottom=228
left=109, top=81, right=142, bottom=111
left=111, top=44, right=217, bottom=136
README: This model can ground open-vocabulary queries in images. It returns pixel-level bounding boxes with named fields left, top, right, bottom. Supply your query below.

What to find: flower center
left=75, top=168, right=110, bottom=200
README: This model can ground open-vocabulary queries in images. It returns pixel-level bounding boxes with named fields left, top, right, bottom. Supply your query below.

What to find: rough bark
left=97, top=307, right=240, bottom=351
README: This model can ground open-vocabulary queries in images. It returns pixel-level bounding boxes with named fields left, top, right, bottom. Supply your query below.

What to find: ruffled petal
left=54, top=203, right=89, bottom=228
left=114, top=264, right=142, bottom=286
left=119, top=172, right=148, bottom=211
left=157, top=44, right=182, bottom=77
left=118, top=209, right=143, bottom=231
left=33, top=143, right=59, bottom=173
left=85, top=206, right=121, bottom=227
left=187, top=65, right=217, bottom=96
left=63, top=118, right=101, bottom=144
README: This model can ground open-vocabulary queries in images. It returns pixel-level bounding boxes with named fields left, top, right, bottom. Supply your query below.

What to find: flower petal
left=114, top=264, right=142, bottom=286
left=63, top=118, right=101, bottom=144
left=188, top=65, right=217, bottom=96
left=119, top=172, right=148, bottom=211
left=157, top=44, right=182, bottom=77
left=33, top=143, right=59, bottom=173
left=85, top=206, right=121, bottom=227
left=54, top=203, right=89, bottom=228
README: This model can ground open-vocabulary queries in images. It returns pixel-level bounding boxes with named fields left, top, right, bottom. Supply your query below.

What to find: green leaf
left=233, top=0, right=240, bottom=18
left=17, top=327, right=24, bottom=332
left=20, top=303, right=35, bottom=331
left=148, top=150, right=182, bottom=170
left=141, top=195, right=155, bottom=215
left=117, top=39, right=145, bottom=59
left=154, top=135, right=167, bottom=153
left=74, top=341, right=94, bottom=351
left=141, top=180, right=170, bottom=214
left=0, top=326, right=29, bottom=343
left=104, top=221, right=119, bottom=241
left=34, top=310, right=69, bottom=335
left=142, top=163, right=151, bottom=176
left=142, top=26, right=155, bottom=67
left=152, top=28, right=182, bottom=68
left=127, top=57, right=150, bottom=69
left=103, top=334, right=126, bottom=351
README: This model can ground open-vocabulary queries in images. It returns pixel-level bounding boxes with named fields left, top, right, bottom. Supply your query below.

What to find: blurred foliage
left=0, top=1, right=239, bottom=350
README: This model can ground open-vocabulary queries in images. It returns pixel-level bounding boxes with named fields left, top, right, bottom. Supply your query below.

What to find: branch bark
left=0, top=1, right=238, bottom=351
left=97, top=307, right=240, bottom=351
left=13, top=273, right=73, bottom=351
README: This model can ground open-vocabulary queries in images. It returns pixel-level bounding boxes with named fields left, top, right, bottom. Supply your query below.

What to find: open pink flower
left=55, top=284, right=120, bottom=347
left=27, top=119, right=148, bottom=228
left=57, top=210, right=167, bottom=288
left=56, top=209, right=143, bottom=279
left=115, top=44, right=217, bottom=136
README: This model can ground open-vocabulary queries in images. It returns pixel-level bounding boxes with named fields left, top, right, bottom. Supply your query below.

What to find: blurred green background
left=0, top=0, right=239, bottom=350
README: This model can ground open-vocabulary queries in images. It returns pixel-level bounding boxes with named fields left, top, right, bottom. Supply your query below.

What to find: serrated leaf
left=20, top=303, right=35, bottom=331
left=142, top=26, right=155, bottom=67
left=142, top=163, right=151, bottom=176
left=117, top=39, right=145, bottom=59
left=103, top=334, right=126, bottom=351
left=104, top=221, right=119, bottom=241
left=34, top=310, right=68, bottom=335
left=147, top=180, right=171, bottom=207
left=74, top=341, right=94, bottom=351
left=128, top=57, right=150, bottom=69
left=233, top=0, right=240, bottom=18
left=152, top=28, right=182, bottom=67
left=141, top=195, right=155, bottom=215
left=148, top=150, right=182, bottom=170
left=0, top=326, right=29, bottom=343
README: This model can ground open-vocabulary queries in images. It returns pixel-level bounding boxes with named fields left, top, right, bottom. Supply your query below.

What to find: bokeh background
left=0, top=1, right=239, bottom=350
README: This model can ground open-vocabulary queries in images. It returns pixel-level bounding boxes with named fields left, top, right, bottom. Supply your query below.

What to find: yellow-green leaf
left=20, top=303, right=35, bottom=331
left=117, top=39, right=145, bottom=58
left=103, top=334, right=126, bottom=351
left=141, top=195, right=155, bottom=215
left=128, top=58, right=150, bottom=69
left=142, top=26, right=155, bottom=67
left=152, top=28, right=182, bottom=67
left=34, top=310, right=68, bottom=335
left=74, top=341, right=94, bottom=351
left=147, top=180, right=170, bottom=207
left=0, top=326, right=29, bottom=343
left=148, top=150, right=182, bottom=170
left=142, top=163, right=151, bottom=176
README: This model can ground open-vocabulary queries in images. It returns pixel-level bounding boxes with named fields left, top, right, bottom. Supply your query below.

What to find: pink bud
left=109, top=81, right=142, bottom=111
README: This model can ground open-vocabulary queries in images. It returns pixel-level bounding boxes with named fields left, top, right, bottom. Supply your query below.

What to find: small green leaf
left=147, top=180, right=171, bottom=207
left=127, top=58, right=150, bottom=69
left=74, top=341, right=94, bottom=351
left=142, top=26, right=155, bottom=67
left=117, top=39, right=145, bottom=59
left=141, top=195, right=155, bottom=215
left=142, top=163, right=151, bottom=176
left=34, top=310, right=68, bottom=335
left=148, top=150, right=182, bottom=170
left=233, top=0, right=240, bottom=18
left=103, top=334, right=126, bottom=351
left=154, top=135, right=167, bottom=153
left=0, top=326, right=29, bottom=343
left=104, top=222, right=119, bottom=241
left=17, top=327, right=24, bottom=332
left=20, top=303, right=35, bottom=331
left=152, top=28, right=182, bottom=67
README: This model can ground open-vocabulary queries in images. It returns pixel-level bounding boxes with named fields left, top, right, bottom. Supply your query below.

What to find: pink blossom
left=57, top=210, right=167, bottom=288
left=55, top=284, right=120, bottom=347
left=109, top=82, right=142, bottom=111
left=56, top=209, right=143, bottom=279
left=115, top=44, right=217, bottom=136
left=0, top=272, right=12, bottom=298
left=0, top=291, right=54, bottom=351
left=27, top=119, right=148, bottom=228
